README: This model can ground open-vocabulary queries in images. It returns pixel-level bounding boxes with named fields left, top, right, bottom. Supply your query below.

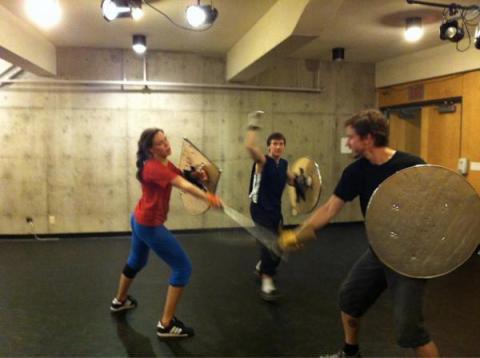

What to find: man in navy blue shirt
left=245, top=111, right=295, bottom=301
left=281, top=109, right=439, bottom=357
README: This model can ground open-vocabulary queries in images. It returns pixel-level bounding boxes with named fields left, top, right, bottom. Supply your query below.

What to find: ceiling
left=1, top=0, right=277, bottom=57
left=1, top=0, right=478, bottom=63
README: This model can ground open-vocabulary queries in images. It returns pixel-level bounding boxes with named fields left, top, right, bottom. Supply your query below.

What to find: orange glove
left=206, top=193, right=223, bottom=209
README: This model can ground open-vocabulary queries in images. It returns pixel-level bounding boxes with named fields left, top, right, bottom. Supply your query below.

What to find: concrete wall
left=0, top=48, right=375, bottom=235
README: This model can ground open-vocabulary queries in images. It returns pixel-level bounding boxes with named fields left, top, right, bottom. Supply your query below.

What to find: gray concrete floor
left=0, top=223, right=478, bottom=357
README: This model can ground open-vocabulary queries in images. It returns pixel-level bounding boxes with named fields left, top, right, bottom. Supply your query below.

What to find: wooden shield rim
left=179, top=138, right=222, bottom=215
left=288, top=156, right=322, bottom=215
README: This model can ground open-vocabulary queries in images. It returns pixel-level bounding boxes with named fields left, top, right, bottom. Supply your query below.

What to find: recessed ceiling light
left=332, top=47, right=345, bottom=61
left=132, top=34, right=147, bottom=55
left=25, top=0, right=61, bottom=29
left=405, top=17, right=424, bottom=42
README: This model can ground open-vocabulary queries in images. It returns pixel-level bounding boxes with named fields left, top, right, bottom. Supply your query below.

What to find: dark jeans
left=339, top=248, right=431, bottom=348
left=250, top=203, right=282, bottom=277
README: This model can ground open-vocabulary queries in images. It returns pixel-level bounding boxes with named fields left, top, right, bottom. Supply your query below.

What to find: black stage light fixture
left=332, top=47, right=345, bottom=61
left=130, top=0, right=143, bottom=20
left=475, top=26, right=480, bottom=49
left=439, top=19, right=464, bottom=42
left=101, top=0, right=128, bottom=21
left=101, top=0, right=143, bottom=22
left=185, top=0, right=218, bottom=28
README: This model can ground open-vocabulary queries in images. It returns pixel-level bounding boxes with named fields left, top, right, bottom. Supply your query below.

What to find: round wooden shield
left=366, top=165, right=480, bottom=278
left=179, top=138, right=221, bottom=215
left=288, top=157, right=322, bottom=216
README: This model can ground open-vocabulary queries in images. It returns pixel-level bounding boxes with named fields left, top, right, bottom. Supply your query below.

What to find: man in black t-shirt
left=281, top=109, right=439, bottom=357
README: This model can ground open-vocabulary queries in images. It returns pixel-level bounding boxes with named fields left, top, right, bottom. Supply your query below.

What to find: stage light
left=185, top=1, right=218, bottom=28
left=407, top=0, right=480, bottom=51
left=101, top=0, right=141, bottom=22
left=440, top=19, right=464, bottom=42
left=131, top=6, right=144, bottom=21
left=475, top=26, right=480, bottom=49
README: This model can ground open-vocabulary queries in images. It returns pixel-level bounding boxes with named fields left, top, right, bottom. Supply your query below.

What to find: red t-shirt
left=134, top=159, right=182, bottom=226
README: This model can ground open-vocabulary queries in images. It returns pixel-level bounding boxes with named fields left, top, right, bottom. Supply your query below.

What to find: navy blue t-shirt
left=334, top=151, right=425, bottom=216
left=249, top=155, right=288, bottom=214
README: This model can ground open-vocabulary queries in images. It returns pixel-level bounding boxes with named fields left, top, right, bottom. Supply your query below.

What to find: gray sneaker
left=157, top=317, right=194, bottom=338
left=110, top=295, right=137, bottom=312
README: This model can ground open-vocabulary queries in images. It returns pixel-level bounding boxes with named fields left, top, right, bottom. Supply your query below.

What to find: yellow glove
left=278, top=224, right=316, bottom=251
left=279, top=230, right=302, bottom=250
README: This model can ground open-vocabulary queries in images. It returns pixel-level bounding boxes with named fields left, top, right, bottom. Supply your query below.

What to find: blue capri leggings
left=126, top=215, right=192, bottom=287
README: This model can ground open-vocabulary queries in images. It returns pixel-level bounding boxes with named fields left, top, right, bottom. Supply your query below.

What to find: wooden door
left=420, top=104, right=461, bottom=171
left=387, top=110, right=421, bottom=156
left=388, top=104, right=462, bottom=171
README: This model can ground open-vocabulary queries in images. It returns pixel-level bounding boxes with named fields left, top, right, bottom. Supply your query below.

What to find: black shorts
left=249, top=203, right=282, bottom=233
left=250, top=203, right=282, bottom=276
left=339, top=248, right=431, bottom=348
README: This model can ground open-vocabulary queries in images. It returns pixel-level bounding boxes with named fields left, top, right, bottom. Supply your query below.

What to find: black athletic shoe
left=110, top=295, right=137, bottom=312
left=157, top=317, right=194, bottom=338
left=254, top=260, right=261, bottom=277
left=260, top=288, right=281, bottom=302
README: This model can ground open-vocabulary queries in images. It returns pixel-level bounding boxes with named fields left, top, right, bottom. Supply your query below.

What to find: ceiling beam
left=226, top=0, right=345, bottom=82
left=0, top=5, right=56, bottom=77
left=226, top=0, right=312, bottom=82
left=0, top=58, right=12, bottom=76
left=293, top=0, right=345, bottom=36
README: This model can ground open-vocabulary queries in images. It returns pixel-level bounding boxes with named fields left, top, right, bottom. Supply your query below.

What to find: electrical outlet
left=457, top=158, right=469, bottom=175
left=49, top=215, right=55, bottom=224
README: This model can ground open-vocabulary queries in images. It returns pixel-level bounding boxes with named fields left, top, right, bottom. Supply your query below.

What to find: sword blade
left=223, top=205, right=285, bottom=259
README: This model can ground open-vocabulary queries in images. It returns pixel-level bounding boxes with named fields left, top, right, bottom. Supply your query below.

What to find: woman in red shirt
left=110, top=128, right=222, bottom=339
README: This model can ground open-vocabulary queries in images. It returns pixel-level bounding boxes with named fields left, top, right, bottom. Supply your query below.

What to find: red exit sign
left=408, top=84, right=424, bottom=101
